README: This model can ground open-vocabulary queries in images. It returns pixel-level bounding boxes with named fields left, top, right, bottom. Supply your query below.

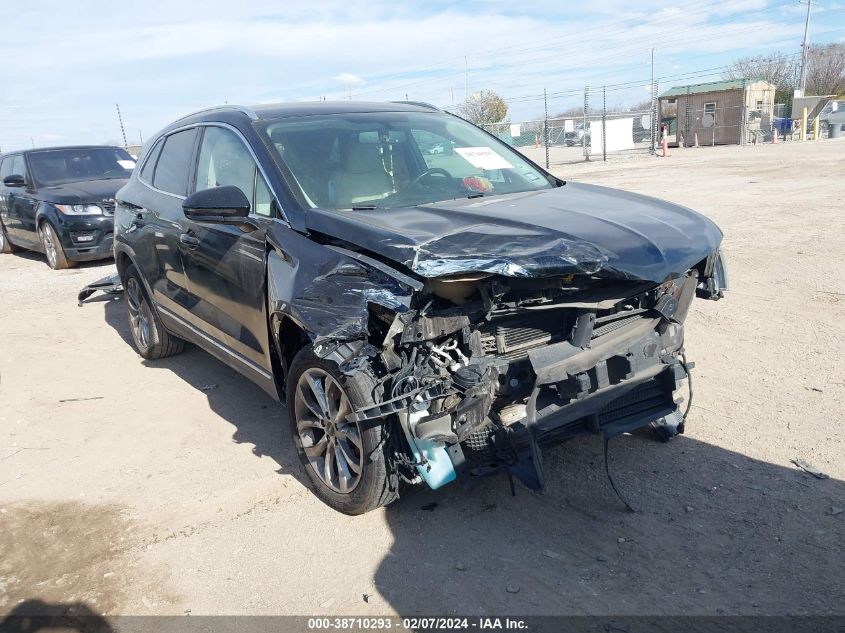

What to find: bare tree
left=459, top=90, right=508, bottom=126
left=628, top=100, right=654, bottom=112
left=723, top=51, right=797, bottom=104
left=805, top=43, right=845, bottom=96
left=552, top=106, right=582, bottom=119
left=723, top=44, right=845, bottom=100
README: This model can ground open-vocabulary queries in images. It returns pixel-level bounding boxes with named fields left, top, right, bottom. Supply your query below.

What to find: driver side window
left=10, top=155, right=28, bottom=180
left=195, top=126, right=273, bottom=217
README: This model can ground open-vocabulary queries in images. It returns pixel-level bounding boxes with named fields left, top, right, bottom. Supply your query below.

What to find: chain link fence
left=479, top=84, right=831, bottom=168
left=481, top=85, right=660, bottom=167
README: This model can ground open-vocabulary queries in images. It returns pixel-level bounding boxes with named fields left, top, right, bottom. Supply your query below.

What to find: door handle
left=180, top=233, right=200, bottom=249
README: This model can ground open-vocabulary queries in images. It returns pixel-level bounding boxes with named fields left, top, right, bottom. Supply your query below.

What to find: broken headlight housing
left=55, top=204, right=103, bottom=216
left=697, top=249, right=728, bottom=300
left=711, top=249, right=729, bottom=293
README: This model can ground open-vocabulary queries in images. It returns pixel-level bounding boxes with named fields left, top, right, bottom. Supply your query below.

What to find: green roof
left=660, top=78, right=770, bottom=98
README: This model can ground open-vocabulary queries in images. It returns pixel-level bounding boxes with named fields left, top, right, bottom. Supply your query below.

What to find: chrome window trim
left=139, top=121, right=290, bottom=224
left=138, top=130, right=191, bottom=200
left=136, top=138, right=164, bottom=188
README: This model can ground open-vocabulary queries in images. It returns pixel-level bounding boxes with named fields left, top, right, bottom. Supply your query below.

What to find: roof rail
left=389, top=100, right=440, bottom=111
left=173, top=104, right=259, bottom=123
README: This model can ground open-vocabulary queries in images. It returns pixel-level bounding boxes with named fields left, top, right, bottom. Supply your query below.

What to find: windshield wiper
left=466, top=192, right=486, bottom=199
left=350, top=205, right=382, bottom=211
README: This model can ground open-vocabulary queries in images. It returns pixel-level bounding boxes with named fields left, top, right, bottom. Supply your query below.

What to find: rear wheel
left=124, top=264, right=185, bottom=359
left=38, top=222, right=74, bottom=270
left=287, top=347, right=398, bottom=515
left=0, top=221, right=21, bottom=254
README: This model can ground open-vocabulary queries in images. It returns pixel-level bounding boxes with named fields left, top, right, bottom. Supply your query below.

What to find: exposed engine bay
left=315, top=250, right=727, bottom=493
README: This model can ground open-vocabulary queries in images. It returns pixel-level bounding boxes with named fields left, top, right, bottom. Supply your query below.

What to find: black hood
left=304, top=182, right=724, bottom=283
left=37, top=178, right=129, bottom=204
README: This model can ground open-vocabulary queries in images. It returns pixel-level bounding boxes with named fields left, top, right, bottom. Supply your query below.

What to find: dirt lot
left=1, top=139, right=843, bottom=617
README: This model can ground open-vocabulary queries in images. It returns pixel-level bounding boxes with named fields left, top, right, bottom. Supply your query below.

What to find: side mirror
left=182, top=185, right=250, bottom=223
left=3, top=174, right=25, bottom=188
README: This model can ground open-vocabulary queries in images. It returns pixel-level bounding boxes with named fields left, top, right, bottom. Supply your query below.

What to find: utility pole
left=650, top=47, right=657, bottom=155
left=583, top=86, right=591, bottom=161
left=115, top=103, right=127, bottom=148
left=602, top=85, right=607, bottom=162
left=543, top=88, right=550, bottom=170
left=798, top=0, right=814, bottom=95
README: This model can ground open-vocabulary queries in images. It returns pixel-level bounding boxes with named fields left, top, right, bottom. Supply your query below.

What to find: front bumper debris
left=77, top=273, right=123, bottom=305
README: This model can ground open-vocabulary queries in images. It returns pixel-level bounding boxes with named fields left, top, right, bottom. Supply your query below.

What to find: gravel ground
left=1, top=139, right=843, bottom=617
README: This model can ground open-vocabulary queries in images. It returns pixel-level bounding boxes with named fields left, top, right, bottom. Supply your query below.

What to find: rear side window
left=139, top=139, right=164, bottom=183
left=152, top=129, right=197, bottom=195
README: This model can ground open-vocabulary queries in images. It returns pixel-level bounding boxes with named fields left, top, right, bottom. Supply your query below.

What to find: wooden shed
left=659, top=79, right=776, bottom=146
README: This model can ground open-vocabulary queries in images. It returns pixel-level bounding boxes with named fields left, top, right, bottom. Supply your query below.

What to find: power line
left=798, top=0, right=815, bottom=94
left=351, top=0, right=752, bottom=99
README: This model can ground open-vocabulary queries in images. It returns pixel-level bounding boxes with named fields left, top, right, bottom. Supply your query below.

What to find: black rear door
left=126, top=129, right=199, bottom=322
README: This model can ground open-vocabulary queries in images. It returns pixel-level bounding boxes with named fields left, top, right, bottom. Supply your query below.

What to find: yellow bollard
left=813, top=115, right=820, bottom=140
left=801, top=107, right=808, bottom=141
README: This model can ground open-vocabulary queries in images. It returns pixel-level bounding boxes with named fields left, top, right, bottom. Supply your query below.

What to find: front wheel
left=123, top=264, right=185, bottom=359
left=38, top=222, right=74, bottom=269
left=287, top=348, right=398, bottom=515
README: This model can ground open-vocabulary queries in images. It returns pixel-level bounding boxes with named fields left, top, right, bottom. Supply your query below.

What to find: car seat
left=333, top=142, right=392, bottom=208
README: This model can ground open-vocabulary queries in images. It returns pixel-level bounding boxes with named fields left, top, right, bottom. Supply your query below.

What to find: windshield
left=28, top=148, right=135, bottom=186
left=258, top=111, right=553, bottom=210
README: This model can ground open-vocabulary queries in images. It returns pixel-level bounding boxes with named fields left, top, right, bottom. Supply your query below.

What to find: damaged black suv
left=112, top=101, right=726, bottom=515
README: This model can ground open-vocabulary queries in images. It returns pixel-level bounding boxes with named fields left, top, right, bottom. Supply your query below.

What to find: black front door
left=5, top=154, right=38, bottom=245
left=180, top=125, right=276, bottom=373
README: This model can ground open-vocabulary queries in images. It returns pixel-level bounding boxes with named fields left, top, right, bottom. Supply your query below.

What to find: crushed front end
left=337, top=252, right=726, bottom=492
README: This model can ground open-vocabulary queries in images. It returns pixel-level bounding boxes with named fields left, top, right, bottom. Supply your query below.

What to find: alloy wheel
left=125, top=277, right=152, bottom=349
left=39, top=226, right=58, bottom=268
left=294, top=368, right=364, bottom=494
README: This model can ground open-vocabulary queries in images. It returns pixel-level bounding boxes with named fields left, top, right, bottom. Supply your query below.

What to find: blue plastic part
left=412, top=438, right=457, bottom=490
left=402, top=410, right=457, bottom=490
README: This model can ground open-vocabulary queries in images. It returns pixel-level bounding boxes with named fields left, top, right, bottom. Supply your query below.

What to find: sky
left=1, top=0, right=843, bottom=151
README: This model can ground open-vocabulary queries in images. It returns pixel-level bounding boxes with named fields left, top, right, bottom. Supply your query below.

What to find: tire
left=123, top=264, right=185, bottom=360
left=0, top=221, right=21, bottom=254
left=38, top=222, right=75, bottom=270
left=287, top=347, right=399, bottom=515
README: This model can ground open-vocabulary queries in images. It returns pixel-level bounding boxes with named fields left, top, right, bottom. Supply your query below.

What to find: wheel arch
left=274, top=314, right=311, bottom=371
left=114, top=249, right=133, bottom=282
left=113, top=245, right=158, bottom=309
